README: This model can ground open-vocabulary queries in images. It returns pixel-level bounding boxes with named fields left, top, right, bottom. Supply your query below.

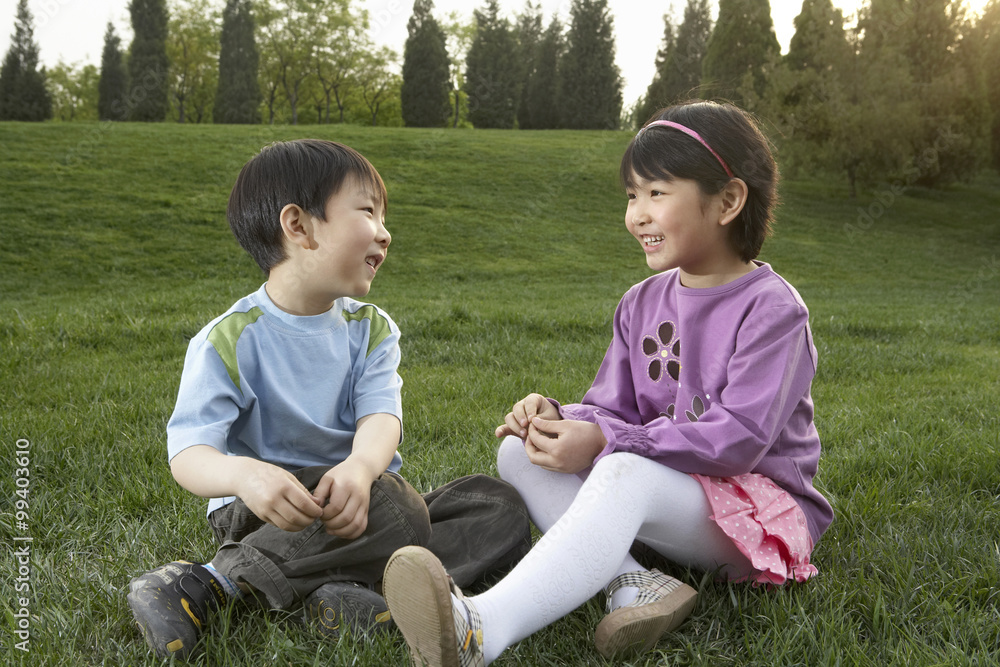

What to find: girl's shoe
left=594, top=568, right=697, bottom=658
left=382, top=546, right=485, bottom=667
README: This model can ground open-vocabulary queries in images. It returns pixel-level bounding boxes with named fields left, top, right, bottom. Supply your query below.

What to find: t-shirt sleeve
left=351, top=309, right=403, bottom=428
left=565, top=300, right=816, bottom=478
left=166, top=333, right=243, bottom=462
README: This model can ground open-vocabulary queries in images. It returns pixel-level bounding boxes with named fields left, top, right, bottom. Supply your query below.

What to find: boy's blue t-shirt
left=167, top=283, right=404, bottom=515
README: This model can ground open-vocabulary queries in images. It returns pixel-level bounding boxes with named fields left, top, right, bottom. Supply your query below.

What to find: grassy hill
left=1, top=121, right=998, bottom=665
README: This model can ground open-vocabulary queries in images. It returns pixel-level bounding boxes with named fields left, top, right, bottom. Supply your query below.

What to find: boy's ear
left=717, top=178, right=749, bottom=227
left=279, top=204, right=314, bottom=250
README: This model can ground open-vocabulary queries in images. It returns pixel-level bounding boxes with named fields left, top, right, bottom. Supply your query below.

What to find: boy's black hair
left=227, top=139, right=388, bottom=273
left=621, top=101, right=778, bottom=263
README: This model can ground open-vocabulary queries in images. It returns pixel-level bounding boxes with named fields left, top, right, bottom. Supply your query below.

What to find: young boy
left=127, top=139, right=530, bottom=660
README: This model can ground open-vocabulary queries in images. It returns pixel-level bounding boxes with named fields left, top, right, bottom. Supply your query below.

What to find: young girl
left=382, top=101, right=834, bottom=665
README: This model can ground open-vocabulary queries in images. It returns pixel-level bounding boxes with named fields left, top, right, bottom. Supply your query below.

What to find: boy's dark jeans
left=208, top=467, right=531, bottom=609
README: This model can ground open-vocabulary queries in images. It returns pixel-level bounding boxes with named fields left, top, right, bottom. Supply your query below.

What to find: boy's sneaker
left=303, top=581, right=394, bottom=638
left=126, top=560, right=227, bottom=660
left=594, top=568, right=697, bottom=658
left=382, top=546, right=485, bottom=667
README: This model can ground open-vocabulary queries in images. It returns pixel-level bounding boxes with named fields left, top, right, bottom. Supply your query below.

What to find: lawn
left=1, top=121, right=998, bottom=666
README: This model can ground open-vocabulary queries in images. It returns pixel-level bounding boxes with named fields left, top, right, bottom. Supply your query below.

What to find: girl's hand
left=495, top=393, right=562, bottom=439
left=523, top=417, right=607, bottom=474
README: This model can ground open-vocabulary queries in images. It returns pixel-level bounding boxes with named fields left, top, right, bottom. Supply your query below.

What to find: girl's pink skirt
left=692, top=472, right=819, bottom=585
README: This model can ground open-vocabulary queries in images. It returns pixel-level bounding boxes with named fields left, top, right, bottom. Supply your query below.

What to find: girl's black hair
left=621, top=101, right=778, bottom=262
left=227, top=139, right=388, bottom=273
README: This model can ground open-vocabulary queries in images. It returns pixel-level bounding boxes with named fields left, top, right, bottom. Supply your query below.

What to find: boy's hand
left=235, top=460, right=324, bottom=532
left=523, top=417, right=607, bottom=474
left=495, top=393, right=562, bottom=439
left=171, top=445, right=323, bottom=532
left=313, top=459, right=376, bottom=540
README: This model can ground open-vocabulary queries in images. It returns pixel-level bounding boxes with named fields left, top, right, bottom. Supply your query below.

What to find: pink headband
left=637, top=120, right=734, bottom=178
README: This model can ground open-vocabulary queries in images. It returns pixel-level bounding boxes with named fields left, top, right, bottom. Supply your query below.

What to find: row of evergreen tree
left=2, top=0, right=999, bottom=191
left=400, top=0, right=623, bottom=130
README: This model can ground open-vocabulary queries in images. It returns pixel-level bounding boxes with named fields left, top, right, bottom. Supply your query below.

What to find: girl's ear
left=717, top=178, right=749, bottom=227
left=279, top=204, right=315, bottom=250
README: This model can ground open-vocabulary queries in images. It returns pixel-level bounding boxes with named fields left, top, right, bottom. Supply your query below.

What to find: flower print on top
left=642, top=321, right=681, bottom=383
left=641, top=320, right=682, bottom=420
left=640, top=319, right=710, bottom=423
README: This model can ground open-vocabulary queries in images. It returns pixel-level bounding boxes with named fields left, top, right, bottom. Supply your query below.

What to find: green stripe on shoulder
left=206, top=306, right=264, bottom=393
left=343, top=305, right=392, bottom=357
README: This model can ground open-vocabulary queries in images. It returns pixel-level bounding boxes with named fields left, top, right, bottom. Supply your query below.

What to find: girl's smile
left=625, top=173, right=754, bottom=288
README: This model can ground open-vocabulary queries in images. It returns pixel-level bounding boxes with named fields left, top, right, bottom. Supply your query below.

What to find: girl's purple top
left=558, top=263, right=834, bottom=542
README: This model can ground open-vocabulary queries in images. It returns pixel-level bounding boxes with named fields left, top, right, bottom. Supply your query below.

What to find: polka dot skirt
left=692, top=472, right=819, bottom=585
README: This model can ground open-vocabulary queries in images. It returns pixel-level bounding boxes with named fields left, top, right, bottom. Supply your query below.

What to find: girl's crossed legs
left=469, top=436, right=751, bottom=661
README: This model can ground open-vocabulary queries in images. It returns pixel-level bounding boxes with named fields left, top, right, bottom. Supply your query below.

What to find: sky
left=0, top=0, right=991, bottom=106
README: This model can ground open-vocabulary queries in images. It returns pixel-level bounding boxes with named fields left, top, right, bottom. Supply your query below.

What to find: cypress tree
left=769, top=0, right=856, bottom=189
left=639, top=1, right=713, bottom=124
left=214, top=0, right=260, bottom=124
left=127, top=0, right=170, bottom=121
left=786, top=0, right=852, bottom=72
left=98, top=22, right=129, bottom=121
left=637, top=13, right=675, bottom=125
left=0, top=0, right=52, bottom=121
left=401, top=0, right=451, bottom=127
left=702, top=0, right=780, bottom=103
left=558, top=0, right=622, bottom=130
left=514, top=2, right=543, bottom=129
left=465, top=0, right=520, bottom=128
left=520, top=16, right=563, bottom=129
left=641, top=0, right=712, bottom=121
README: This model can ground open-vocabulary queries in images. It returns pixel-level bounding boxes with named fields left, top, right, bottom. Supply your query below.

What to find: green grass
left=1, top=121, right=999, bottom=666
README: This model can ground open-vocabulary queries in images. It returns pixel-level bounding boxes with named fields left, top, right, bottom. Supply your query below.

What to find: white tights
left=466, top=436, right=752, bottom=664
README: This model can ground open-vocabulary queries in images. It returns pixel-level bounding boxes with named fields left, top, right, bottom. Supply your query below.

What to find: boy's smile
left=267, top=178, right=390, bottom=316
left=311, top=178, right=390, bottom=299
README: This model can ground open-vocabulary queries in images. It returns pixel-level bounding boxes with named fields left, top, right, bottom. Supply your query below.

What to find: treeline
left=2, top=0, right=999, bottom=192
left=643, top=0, right=1000, bottom=194
left=1, top=0, right=625, bottom=129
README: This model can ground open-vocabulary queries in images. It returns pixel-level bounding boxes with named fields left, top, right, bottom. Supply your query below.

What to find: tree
left=519, top=16, right=563, bottom=129
left=514, top=2, right=543, bottom=129
left=639, top=0, right=712, bottom=124
left=701, top=0, right=780, bottom=104
left=401, top=0, right=452, bottom=127
left=558, top=0, right=622, bottom=130
left=127, top=0, right=170, bottom=121
left=311, top=0, right=370, bottom=124
left=637, top=12, right=675, bottom=125
left=0, top=0, right=52, bottom=121
left=858, top=0, right=989, bottom=187
left=767, top=0, right=861, bottom=191
left=98, top=22, right=128, bottom=121
left=440, top=12, right=476, bottom=127
left=215, top=0, right=260, bottom=123
left=786, top=0, right=852, bottom=71
left=465, top=0, right=520, bottom=128
left=356, top=46, right=400, bottom=126
left=256, top=0, right=319, bottom=125
left=167, top=0, right=219, bottom=123
left=979, top=0, right=1000, bottom=170
left=47, top=62, right=99, bottom=121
